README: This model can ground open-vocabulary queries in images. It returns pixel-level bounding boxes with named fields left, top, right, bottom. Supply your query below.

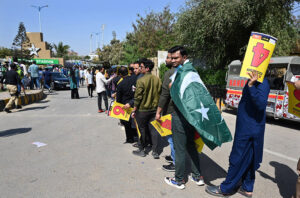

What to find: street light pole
left=31, top=5, right=48, bottom=33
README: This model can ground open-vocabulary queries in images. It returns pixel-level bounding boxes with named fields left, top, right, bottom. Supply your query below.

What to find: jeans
left=44, top=81, right=51, bottom=89
left=31, top=77, right=40, bottom=89
left=167, top=135, right=175, bottom=164
left=87, top=84, right=93, bottom=97
left=97, top=91, right=108, bottom=110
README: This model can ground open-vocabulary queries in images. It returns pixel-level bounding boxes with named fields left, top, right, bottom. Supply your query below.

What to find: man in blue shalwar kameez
left=206, top=71, right=270, bottom=198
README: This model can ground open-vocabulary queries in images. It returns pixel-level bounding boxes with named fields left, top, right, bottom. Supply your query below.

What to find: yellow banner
left=151, top=114, right=172, bottom=137
left=240, top=32, right=277, bottom=83
left=151, top=114, right=204, bottom=153
left=287, top=82, right=300, bottom=118
left=109, top=102, right=133, bottom=121
left=134, top=118, right=141, bottom=138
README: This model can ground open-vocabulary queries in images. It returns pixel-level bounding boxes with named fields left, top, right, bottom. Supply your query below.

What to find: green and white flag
left=170, top=62, right=232, bottom=150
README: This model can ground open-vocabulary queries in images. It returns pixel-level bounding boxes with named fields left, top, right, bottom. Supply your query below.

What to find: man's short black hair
left=168, top=45, right=188, bottom=57
left=98, top=65, right=103, bottom=71
left=119, top=66, right=128, bottom=77
left=33, top=61, right=36, bottom=64
left=10, top=63, right=17, bottom=70
left=140, top=58, right=154, bottom=72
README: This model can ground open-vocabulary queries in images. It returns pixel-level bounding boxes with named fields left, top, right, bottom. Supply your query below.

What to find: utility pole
left=31, top=5, right=48, bottom=32
left=101, top=24, right=106, bottom=49
left=90, top=34, right=93, bottom=54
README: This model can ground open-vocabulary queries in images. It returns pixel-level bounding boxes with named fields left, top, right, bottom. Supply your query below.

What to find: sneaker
left=4, top=108, right=11, bottom=113
left=98, top=109, right=104, bottom=113
left=105, top=110, right=108, bottom=114
left=165, top=155, right=173, bottom=163
left=132, top=149, right=146, bottom=157
left=189, top=175, right=205, bottom=186
left=162, top=163, right=175, bottom=172
left=152, top=151, right=159, bottom=159
left=132, top=143, right=139, bottom=148
left=164, top=177, right=185, bottom=190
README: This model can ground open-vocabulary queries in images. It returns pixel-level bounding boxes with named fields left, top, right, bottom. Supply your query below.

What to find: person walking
left=69, top=69, right=79, bottom=99
left=205, top=70, right=270, bottom=197
left=86, top=69, right=94, bottom=97
left=96, top=66, right=113, bottom=113
left=28, top=61, right=40, bottom=89
left=3, top=63, right=22, bottom=113
left=43, top=68, right=52, bottom=92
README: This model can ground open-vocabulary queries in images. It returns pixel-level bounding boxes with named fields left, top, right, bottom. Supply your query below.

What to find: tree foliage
left=53, top=41, right=70, bottom=58
left=12, top=22, right=31, bottom=59
left=97, top=36, right=124, bottom=65
left=0, top=47, right=13, bottom=58
left=176, top=0, right=300, bottom=70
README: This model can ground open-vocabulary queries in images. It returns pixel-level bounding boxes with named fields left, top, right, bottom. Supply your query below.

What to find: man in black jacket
left=3, top=63, right=22, bottom=113
left=116, top=66, right=137, bottom=143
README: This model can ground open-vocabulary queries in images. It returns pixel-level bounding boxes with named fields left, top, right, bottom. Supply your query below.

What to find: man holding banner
left=132, top=59, right=162, bottom=159
left=116, top=66, right=137, bottom=143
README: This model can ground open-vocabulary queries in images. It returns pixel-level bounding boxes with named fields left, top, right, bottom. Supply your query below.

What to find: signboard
left=287, top=82, right=300, bottom=117
left=240, top=32, right=277, bottom=82
left=108, top=102, right=133, bottom=121
left=151, top=114, right=205, bottom=153
left=34, top=59, right=59, bottom=65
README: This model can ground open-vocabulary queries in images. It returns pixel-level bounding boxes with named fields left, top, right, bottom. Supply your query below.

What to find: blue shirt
left=28, top=64, right=39, bottom=78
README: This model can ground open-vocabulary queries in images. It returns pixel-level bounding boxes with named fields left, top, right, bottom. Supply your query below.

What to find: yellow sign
left=134, top=118, right=141, bottom=138
left=287, top=82, right=300, bottom=118
left=151, top=114, right=172, bottom=137
left=151, top=114, right=205, bottom=153
left=240, top=32, right=277, bottom=83
left=108, top=102, right=133, bottom=121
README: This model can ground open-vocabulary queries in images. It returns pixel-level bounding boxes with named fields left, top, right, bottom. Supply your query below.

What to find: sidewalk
left=0, top=89, right=45, bottom=111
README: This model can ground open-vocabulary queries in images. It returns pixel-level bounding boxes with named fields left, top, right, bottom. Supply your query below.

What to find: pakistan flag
left=170, top=62, right=232, bottom=150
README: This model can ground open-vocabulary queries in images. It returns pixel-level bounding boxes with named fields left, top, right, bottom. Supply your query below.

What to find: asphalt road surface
left=0, top=88, right=299, bottom=198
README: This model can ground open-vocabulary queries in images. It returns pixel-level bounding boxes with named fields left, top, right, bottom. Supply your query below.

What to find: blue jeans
left=31, top=77, right=40, bottom=89
left=167, top=135, right=175, bottom=164
left=44, top=81, right=51, bottom=89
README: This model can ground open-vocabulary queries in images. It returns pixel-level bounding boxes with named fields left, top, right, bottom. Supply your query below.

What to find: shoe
left=164, top=177, right=185, bottom=190
left=165, top=155, right=173, bottom=163
left=205, top=185, right=230, bottom=197
left=238, top=187, right=253, bottom=198
left=124, top=139, right=134, bottom=144
left=105, top=110, right=108, bottom=114
left=152, top=151, right=159, bottom=159
left=132, top=149, right=146, bottom=157
left=98, top=110, right=104, bottom=113
left=4, top=108, right=11, bottom=113
left=162, top=163, right=175, bottom=172
left=189, top=175, right=205, bottom=186
left=132, top=143, right=139, bottom=148
left=16, top=105, right=22, bottom=109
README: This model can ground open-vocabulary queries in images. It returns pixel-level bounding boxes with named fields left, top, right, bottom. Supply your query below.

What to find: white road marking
left=264, top=148, right=298, bottom=162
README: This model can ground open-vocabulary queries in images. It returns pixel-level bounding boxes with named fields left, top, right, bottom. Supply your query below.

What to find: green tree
left=12, top=22, right=31, bottom=59
left=53, top=42, right=70, bottom=58
left=176, top=0, right=299, bottom=70
left=0, top=47, right=13, bottom=58
left=123, top=6, right=177, bottom=62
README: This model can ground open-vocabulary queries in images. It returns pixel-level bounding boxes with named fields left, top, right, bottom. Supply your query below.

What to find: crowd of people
left=1, top=46, right=299, bottom=197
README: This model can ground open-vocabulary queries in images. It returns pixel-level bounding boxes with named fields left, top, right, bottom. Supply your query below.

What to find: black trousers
left=87, top=84, right=93, bottom=97
left=71, top=88, right=79, bottom=99
left=121, top=119, right=137, bottom=142
left=135, top=110, right=160, bottom=152
left=97, top=91, right=108, bottom=110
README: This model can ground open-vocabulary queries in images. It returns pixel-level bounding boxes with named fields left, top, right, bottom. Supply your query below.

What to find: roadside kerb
left=0, top=90, right=45, bottom=111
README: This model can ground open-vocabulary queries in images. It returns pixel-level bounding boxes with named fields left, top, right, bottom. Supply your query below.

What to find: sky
left=0, top=0, right=187, bottom=56
left=0, top=0, right=299, bottom=56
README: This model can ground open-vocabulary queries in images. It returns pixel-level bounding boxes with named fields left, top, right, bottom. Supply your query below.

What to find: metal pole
left=90, top=34, right=93, bottom=54
left=38, top=10, right=42, bottom=32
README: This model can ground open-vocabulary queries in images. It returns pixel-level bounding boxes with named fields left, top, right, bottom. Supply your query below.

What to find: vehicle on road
left=51, top=72, right=70, bottom=90
left=225, top=56, right=300, bottom=122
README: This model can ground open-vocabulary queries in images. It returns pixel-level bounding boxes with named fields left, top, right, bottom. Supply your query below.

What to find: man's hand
left=247, top=70, right=258, bottom=87
left=155, top=113, right=161, bottom=121
left=123, top=103, right=131, bottom=110
left=131, top=112, right=136, bottom=118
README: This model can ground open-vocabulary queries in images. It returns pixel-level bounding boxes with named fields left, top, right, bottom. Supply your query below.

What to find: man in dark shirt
left=116, top=66, right=137, bottom=143
left=3, top=63, right=22, bottom=113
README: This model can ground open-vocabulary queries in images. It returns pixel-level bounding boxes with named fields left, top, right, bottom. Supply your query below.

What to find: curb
left=0, top=90, right=46, bottom=111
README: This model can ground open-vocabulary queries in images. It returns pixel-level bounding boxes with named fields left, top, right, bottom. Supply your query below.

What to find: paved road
left=0, top=88, right=299, bottom=198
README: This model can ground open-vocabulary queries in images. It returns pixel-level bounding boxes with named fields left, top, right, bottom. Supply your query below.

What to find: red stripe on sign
left=227, top=90, right=242, bottom=95
left=227, top=90, right=284, bottom=100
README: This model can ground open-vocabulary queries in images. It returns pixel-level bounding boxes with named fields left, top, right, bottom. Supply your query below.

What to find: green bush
left=158, top=63, right=169, bottom=81
left=196, top=68, right=227, bottom=86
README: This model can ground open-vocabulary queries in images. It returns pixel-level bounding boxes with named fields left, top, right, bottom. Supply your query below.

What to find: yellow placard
left=194, top=132, right=204, bottom=153
left=287, top=82, right=300, bottom=118
left=108, top=102, right=133, bottom=121
left=134, top=118, right=141, bottom=138
left=240, top=32, right=277, bottom=83
left=151, top=114, right=172, bottom=137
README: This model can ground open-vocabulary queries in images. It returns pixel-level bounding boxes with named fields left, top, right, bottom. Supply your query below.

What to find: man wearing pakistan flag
left=164, top=46, right=232, bottom=190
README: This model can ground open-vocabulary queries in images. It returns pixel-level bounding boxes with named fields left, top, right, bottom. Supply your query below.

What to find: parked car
left=51, top=72, right=70, bottom=90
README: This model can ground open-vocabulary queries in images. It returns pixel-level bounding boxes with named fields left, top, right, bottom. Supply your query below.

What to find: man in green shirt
left=132, top=58, right=162, bottom=158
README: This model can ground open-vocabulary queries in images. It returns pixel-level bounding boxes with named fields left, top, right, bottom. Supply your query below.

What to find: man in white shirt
left=96, top=66, right=114, bottom=113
